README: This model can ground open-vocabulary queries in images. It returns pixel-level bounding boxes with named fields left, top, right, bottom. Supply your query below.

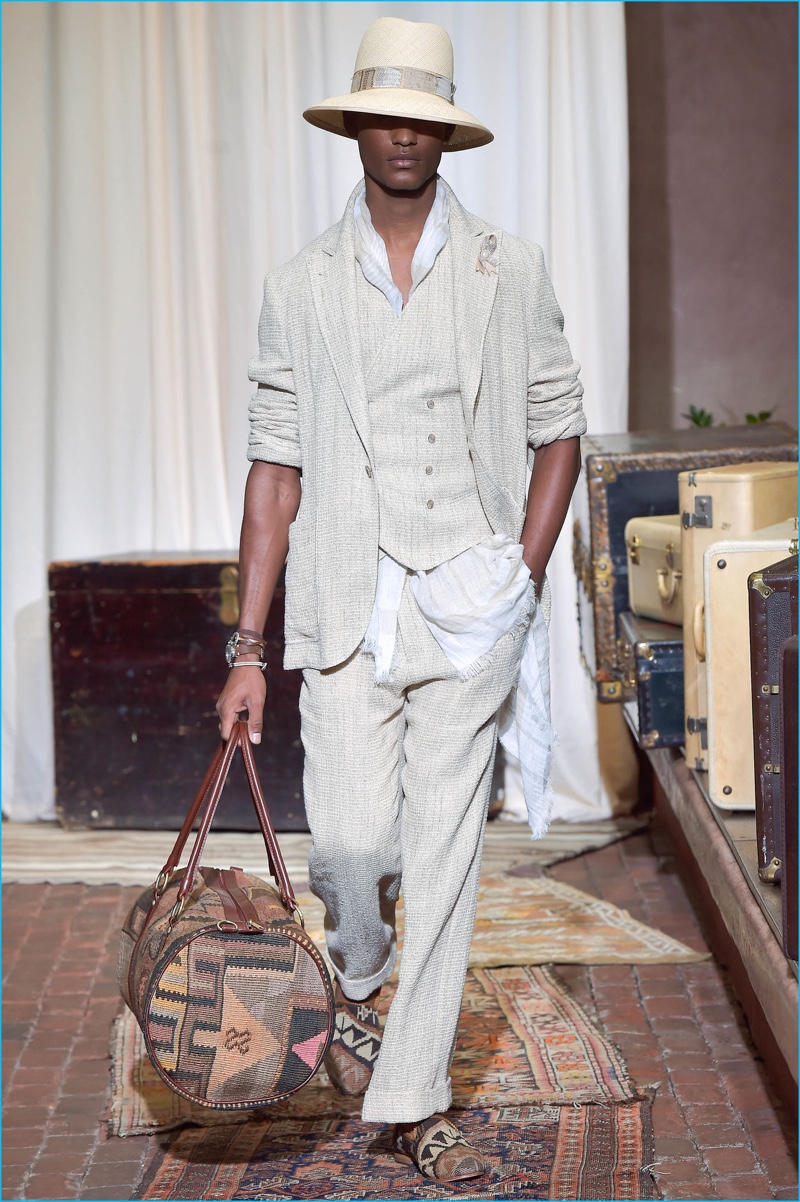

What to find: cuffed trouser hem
left=360, top=1079, right=452, bottom=1125
left=333, top=943, right=397, bottom=1002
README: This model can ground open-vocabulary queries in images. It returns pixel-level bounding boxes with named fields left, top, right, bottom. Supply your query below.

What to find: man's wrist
left=225, top=630, right=268, bottom=668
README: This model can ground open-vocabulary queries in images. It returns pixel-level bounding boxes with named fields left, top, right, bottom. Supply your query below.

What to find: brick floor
left=549, top=821, right=798, bottom=1201
left=2, top=816, right=797, bottom=1200
left=2, top=882, right=151, bottom=1201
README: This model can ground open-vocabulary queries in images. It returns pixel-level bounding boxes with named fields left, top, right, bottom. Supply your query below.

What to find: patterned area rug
left=133, top=1100, right=657, bottom=1199
left=111, top=967, right=635, bottom=1137
left=2, top=817, right=649, bottom=884
left=297, top=874, right=706, bottom=969
left=129, top=966, right=657, bottom=1199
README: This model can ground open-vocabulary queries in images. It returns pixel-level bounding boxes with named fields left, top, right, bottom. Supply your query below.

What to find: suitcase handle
left=155, top=717, right=297, bottom=917
left=692, top=599, right=706, bottom=661
left=657, top=566, right=681, bottom=607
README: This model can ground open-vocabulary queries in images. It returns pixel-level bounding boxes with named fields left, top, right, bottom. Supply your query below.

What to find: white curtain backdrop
left=3, top=1, right=628, bottom=822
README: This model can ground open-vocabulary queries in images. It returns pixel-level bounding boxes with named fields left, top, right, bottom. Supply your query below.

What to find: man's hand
left=216, top=665, right=267, bottom=744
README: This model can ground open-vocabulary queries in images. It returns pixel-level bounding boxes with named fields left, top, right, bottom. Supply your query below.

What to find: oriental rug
left=111, top=966, right=635, bottom=1138
left=133, top=1099, right=658, bottom=1200
left=297, top=875, right=705, bottom=970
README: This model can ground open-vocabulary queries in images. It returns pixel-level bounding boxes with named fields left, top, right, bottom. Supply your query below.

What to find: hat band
left=351, top=66, right=455, bottom=104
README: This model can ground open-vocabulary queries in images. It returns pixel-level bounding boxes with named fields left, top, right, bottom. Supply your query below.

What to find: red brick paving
left=2, top=817, right=797, bottom=1201
left=3, top=882, right=151, bottom=1201
left=550, top=822, right=798, bottom=1200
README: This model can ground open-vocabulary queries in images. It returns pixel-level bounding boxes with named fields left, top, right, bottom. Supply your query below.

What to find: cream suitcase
left=625, top=515, right=683, bottom=625
left=680, top=460, right=798, bottom=769
left=704, top=518, right=799, bottom=810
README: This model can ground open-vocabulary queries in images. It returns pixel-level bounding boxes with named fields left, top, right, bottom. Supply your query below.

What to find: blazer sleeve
left=246, top=271, right=302, bottom=469
left=523, top=242, right=587, bottom=450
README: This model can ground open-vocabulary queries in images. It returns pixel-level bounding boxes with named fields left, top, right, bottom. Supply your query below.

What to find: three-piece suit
left=247, top=177, right=586, bottom=1122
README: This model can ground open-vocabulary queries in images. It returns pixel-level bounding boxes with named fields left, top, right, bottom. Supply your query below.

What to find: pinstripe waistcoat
left=247, top=177, right=586, bottom=671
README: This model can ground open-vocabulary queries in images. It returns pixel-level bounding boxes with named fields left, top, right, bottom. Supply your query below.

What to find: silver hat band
left=351, top=66, right=456, bottom=104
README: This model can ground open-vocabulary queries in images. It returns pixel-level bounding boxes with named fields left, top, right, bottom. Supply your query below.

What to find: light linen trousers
left=301, top=577, right=536, bottom=1124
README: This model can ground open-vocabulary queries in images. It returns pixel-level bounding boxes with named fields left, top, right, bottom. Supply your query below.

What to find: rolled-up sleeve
left=247, top=273, right=302, bottom=469
left=524, top=243, right=587, bottom=450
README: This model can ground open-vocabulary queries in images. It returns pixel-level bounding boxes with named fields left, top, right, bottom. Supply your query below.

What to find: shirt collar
left=354, top=178, right=450, bottom=317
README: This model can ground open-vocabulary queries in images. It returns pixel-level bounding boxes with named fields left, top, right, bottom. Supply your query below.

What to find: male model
left=217, top=17, right=586, bottom=1182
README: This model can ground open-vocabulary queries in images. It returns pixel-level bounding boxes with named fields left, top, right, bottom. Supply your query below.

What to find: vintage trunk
left=573, top=424, right=797, bottom=703
left=49, top=554, right=306, bottom=830
left=625, top=514, right=683, bottom=626
left=680, top=460, right=798, bottom=770
left=617, top=611, right=685, bottom=749
left=704, top=520, right=799, bottom=811
left=780, top=636, right=798, bottom=961
left=748, top=555, right=798, bottom=882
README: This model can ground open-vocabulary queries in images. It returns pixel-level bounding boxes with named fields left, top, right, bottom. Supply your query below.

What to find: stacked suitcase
left=574, top=424, right=797, bottom=702
left=780, top=637, right=798, bottom=960
left=574, top=424, right=798, bottom=959
left=680, top=463, right=797, bottom=771
left=748, top=555, right=798, bottom=881
left=703, top=519, right=797, bottom=811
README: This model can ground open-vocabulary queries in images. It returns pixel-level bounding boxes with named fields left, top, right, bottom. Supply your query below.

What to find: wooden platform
left=648, top=747, right=798, bottom=1113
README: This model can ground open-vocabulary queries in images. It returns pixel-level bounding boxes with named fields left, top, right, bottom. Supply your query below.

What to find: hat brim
left=303, top=88, right=493, bottom=152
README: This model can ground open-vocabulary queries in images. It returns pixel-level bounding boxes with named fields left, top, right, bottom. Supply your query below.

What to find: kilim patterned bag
left=118, top=717, right=334, bottom=1110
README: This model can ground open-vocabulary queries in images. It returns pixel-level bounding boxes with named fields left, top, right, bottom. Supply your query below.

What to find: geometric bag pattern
left=117, top=722, right=334, bottom=1111
left=119, top=866, right=334, bottom=1110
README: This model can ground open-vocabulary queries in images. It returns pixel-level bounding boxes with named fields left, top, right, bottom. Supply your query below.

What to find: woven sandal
left=393, top=1113, right=486, bottom=1182
left=324, top=986, right=382, bottom=1096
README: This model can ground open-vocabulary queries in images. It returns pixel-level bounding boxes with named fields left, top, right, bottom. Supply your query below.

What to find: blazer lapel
left=308, top=196, right=373, bottom=460
left=308, top=180, right=500, bottom=458
left=447, top=185, right=502, bottom=437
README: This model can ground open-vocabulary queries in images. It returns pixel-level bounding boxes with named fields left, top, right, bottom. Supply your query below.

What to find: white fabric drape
left=2, top=1, right=627, bottom=822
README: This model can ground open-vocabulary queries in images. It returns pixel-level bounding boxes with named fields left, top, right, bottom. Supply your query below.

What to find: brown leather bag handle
left=155, top=717, right=296, bottom=915
left=238, top=727, right=295, bottom=910
left=160, top=739, right=228, bottom=878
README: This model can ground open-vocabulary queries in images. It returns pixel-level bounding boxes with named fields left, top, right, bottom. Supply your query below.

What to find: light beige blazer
left=248, top=179, right=586, bottom=671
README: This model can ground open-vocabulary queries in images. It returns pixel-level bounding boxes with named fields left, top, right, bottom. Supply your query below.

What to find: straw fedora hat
left=303, top=17, right=493, bottom=152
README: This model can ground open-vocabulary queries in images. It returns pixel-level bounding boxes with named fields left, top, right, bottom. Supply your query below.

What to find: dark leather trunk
left=573, top=424, right=797, bottom=702
left=618, top=610, right=684, bottom=749
left=780, top=636, right=798, bottom=961
left=49, top=553, right=306, bottom=830
left=748, top=555, right=798, bottom=881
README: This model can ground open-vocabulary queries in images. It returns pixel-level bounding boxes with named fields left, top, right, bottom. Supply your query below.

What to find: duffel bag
left=118, top=716, right=334, bottom=1110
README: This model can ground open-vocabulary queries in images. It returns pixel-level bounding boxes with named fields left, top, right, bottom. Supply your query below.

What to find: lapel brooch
left=476, top=233, right=498, bottom=275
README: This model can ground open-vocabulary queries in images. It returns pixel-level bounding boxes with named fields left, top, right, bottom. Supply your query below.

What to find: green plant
left=681, top=405, right=775, bottom=428
left=745, top=408, right=775, bottom=424
left=682, top=405, right=715, bottom=427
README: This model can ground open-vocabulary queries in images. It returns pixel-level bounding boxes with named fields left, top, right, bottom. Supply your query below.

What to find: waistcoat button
left=428, top=433, right=436, bottom=443
left=426, top=500, right=434, bottom=509
left=425, top=465, right=433, bottom=475
left=427, top=400, right=435, bottom=409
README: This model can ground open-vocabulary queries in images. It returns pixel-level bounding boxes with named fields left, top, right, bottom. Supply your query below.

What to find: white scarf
left=353, top=179, right=450, bottom=316
left=362, top=535, right=555, bottom=838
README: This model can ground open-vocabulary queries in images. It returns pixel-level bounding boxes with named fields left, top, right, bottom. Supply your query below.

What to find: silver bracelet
left=230, top=661, right=267, bottom=670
